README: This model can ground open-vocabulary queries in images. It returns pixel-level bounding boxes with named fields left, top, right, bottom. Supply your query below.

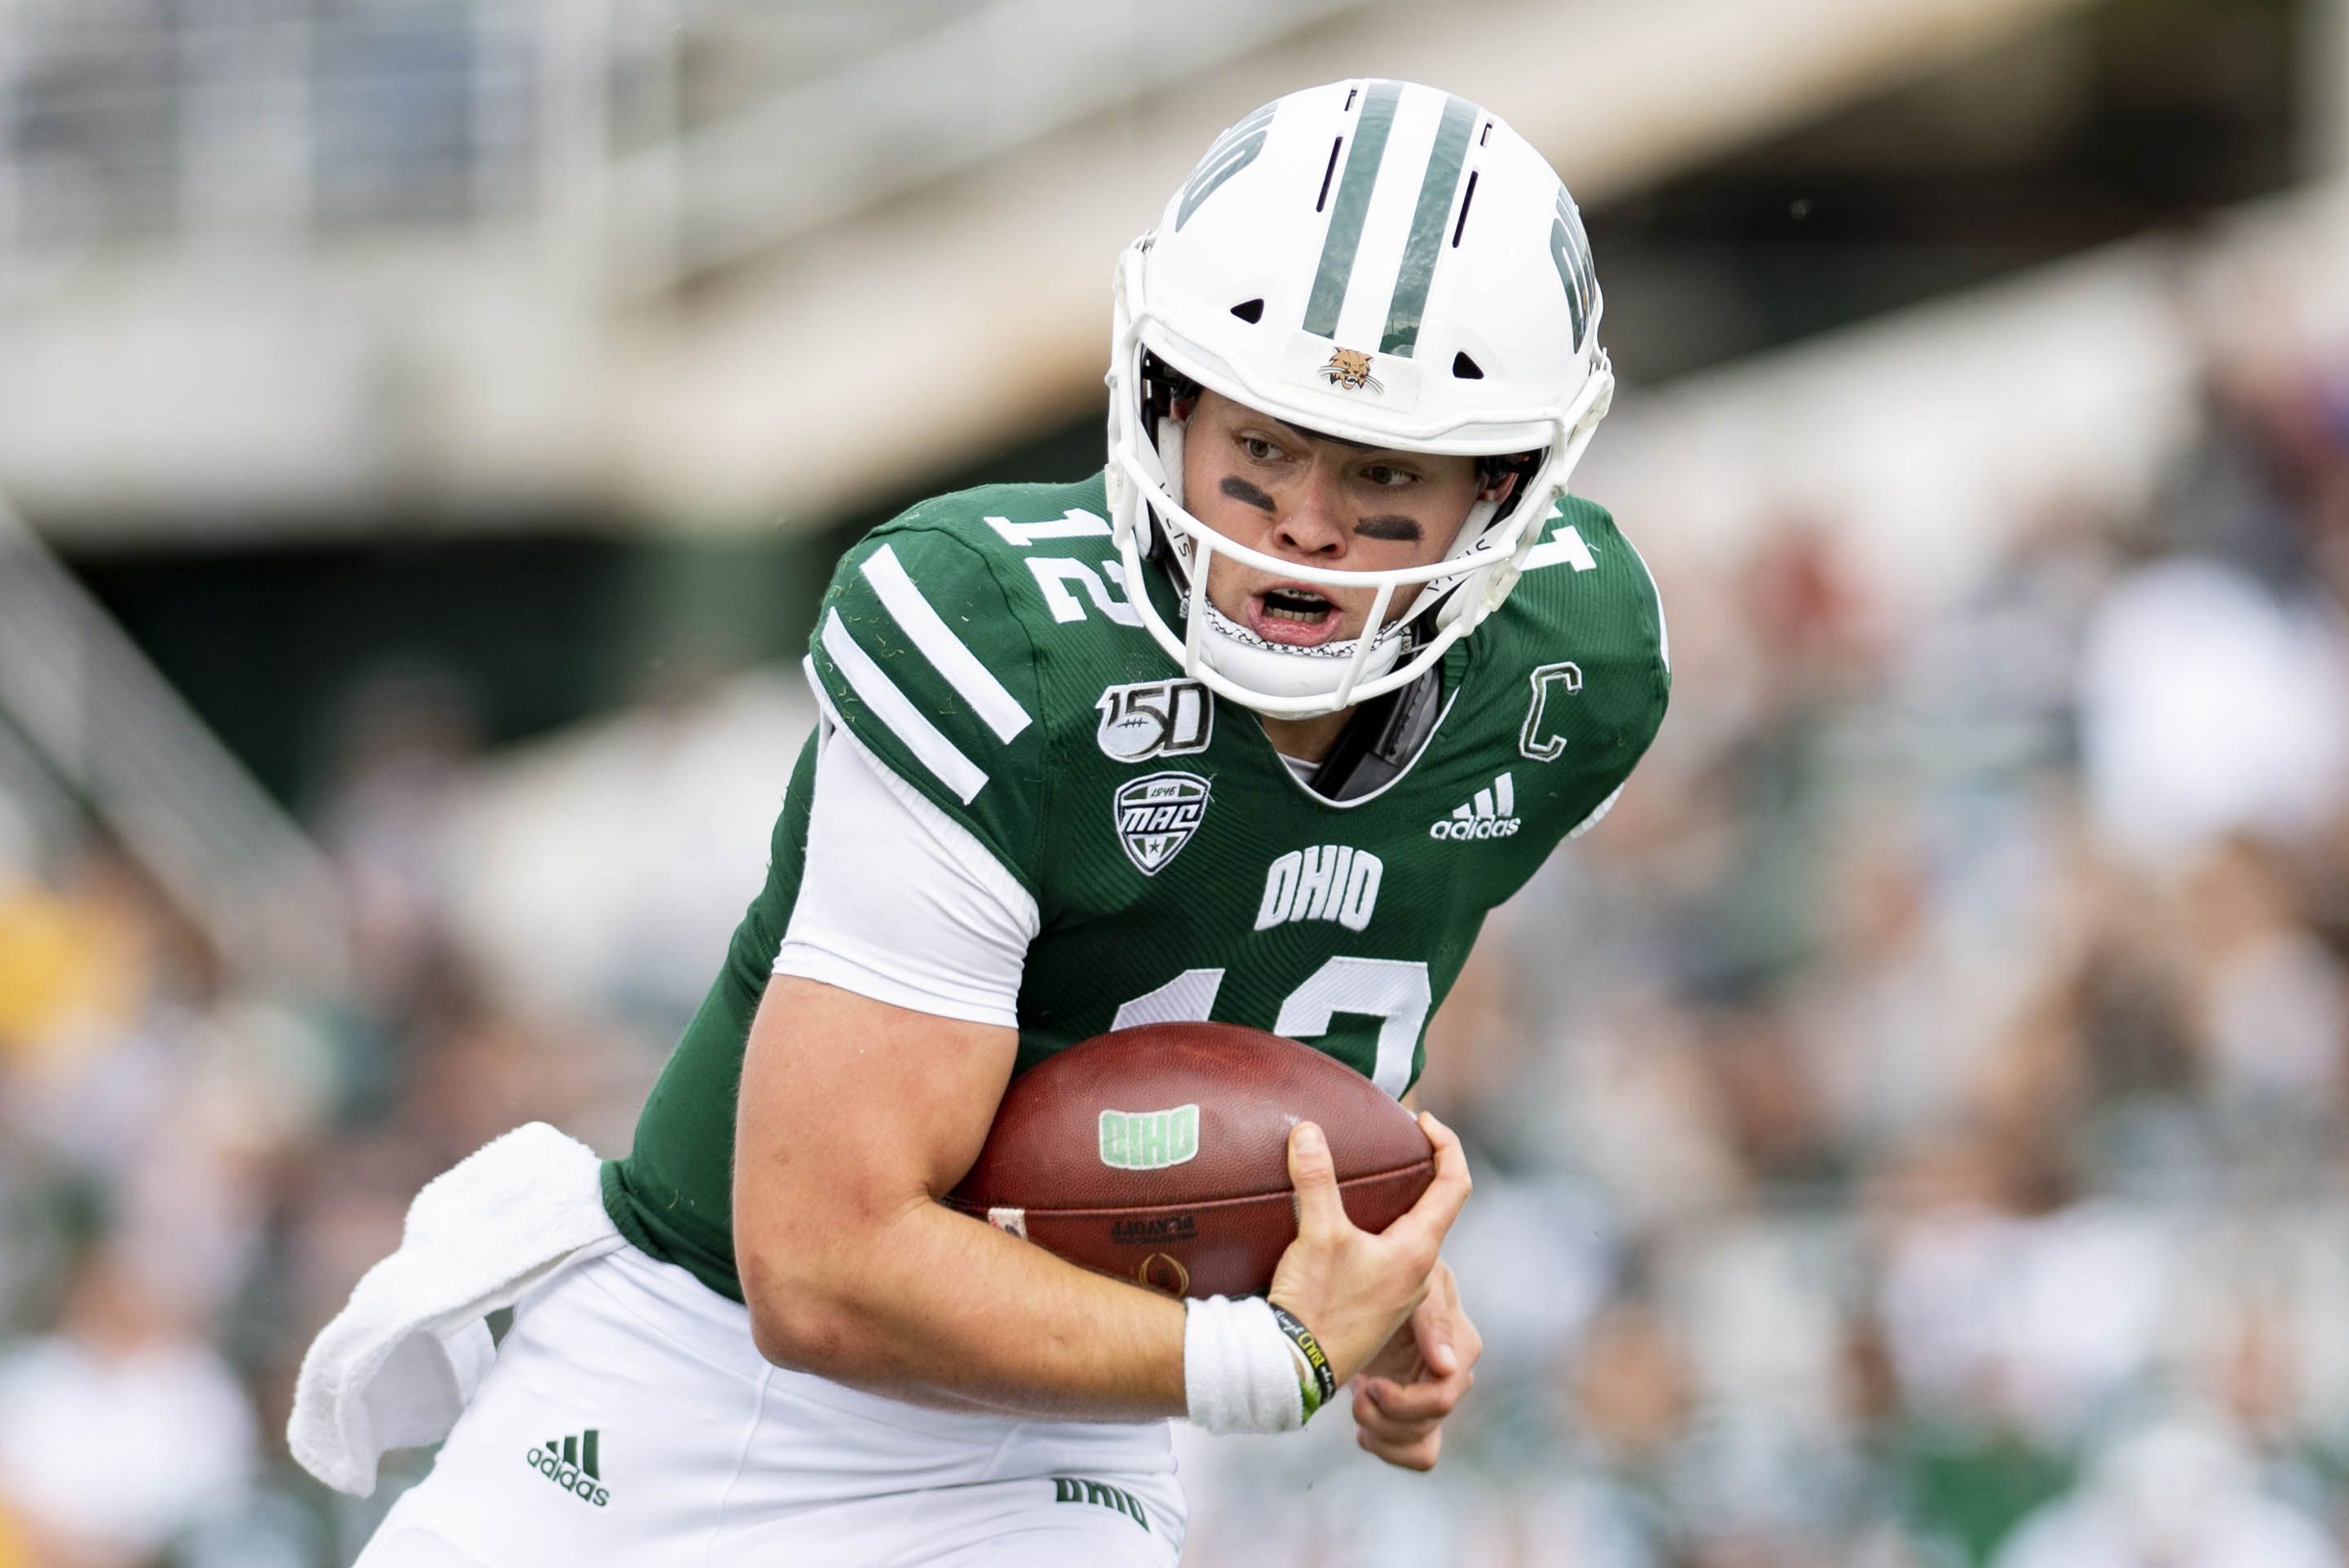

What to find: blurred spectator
left=2181, top=837, right=2349, bottom=1142
left=0, top=845, right=152, bottom=1070
left=1873, top=1131, right=2167, bottom=1449
left=2077, top=556, right=2349, bottom=861
left=0, top=1236, right=258, bottom=1566
left=314, top=665, right=483, bottom=1038
left=1988, top=1414, right=2342, bottom=1568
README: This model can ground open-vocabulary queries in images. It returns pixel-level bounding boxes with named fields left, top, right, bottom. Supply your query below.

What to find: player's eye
left=1237, top=435, right=1284, bottom=463
left=1360, top=463, right=1418, bottom=488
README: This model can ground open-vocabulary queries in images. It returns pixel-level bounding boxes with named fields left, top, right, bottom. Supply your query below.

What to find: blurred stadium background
left=2, top=0, right=2348, bottom=1563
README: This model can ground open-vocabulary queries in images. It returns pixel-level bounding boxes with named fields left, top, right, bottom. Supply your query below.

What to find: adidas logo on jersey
left=525, top=1429, right=611, bottom=1508
left=1430, top=773, right=1520, bottom=840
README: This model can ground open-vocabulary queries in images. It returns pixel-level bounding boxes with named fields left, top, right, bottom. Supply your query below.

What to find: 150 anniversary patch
left=1096, top=678, right=1213, bottom=762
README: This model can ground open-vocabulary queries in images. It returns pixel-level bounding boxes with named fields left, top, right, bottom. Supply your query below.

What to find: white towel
left=288, top=1121, right=626, bottom=1496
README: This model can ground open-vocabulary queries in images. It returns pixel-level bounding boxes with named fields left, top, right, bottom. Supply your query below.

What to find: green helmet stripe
left=1301, top=80, right=1402, bottom=339
left=1378, top=94, right=1476, bottom=358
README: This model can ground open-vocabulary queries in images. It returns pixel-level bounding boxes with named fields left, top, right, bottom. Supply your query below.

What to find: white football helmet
left=1106, top=78, right=1614, bottom=718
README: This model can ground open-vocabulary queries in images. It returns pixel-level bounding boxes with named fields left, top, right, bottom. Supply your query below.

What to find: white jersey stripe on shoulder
left=858, top=545, right=1033, bottom=743
left=1568, top=781, right=1626, bottom=841
left=820, top=609, right=989, bottom=804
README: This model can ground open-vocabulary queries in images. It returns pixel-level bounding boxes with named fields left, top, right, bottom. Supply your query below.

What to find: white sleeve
left=773, top=719, right=1037, bottom=1028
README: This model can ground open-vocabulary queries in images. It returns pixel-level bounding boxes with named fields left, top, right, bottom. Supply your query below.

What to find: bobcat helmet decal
left=1319, top=347, right=1383, bottom=393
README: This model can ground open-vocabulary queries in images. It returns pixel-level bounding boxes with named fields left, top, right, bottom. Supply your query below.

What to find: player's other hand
left=1351, top=1259, right=1480, bottom=1470
left=1267, top=1111, right=1471, bottom=1394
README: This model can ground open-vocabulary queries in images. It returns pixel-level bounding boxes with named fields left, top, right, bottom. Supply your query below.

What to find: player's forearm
left=739, top=1195, right=1188, bottom=1420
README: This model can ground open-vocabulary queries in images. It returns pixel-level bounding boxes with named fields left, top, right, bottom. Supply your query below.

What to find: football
left=944, top=1021, right=1435, bottom=1298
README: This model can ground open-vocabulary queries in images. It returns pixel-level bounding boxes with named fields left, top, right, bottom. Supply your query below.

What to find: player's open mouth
left=1247, top=585, right=1343, bottom=647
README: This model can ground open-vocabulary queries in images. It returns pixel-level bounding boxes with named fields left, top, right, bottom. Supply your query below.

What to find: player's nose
left=1271, top=462, right=1348, bottom=559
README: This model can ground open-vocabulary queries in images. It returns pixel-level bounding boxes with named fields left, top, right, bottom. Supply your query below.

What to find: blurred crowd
left=1179, top=315, right=2349, bottom=1564
left=0, top=664, right=652, bottom=1567
left=4, top=315, right=2349, bottom=1567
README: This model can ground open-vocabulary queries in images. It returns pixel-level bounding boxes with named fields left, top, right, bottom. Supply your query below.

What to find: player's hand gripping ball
left=945, top=1022, right=1436, bottom=1297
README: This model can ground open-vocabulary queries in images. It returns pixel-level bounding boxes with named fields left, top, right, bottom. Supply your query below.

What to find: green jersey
left=602, top=470, right=1668, bottom=1302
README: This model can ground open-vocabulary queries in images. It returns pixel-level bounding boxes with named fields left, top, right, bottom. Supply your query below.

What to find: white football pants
left=351, top=1243, right=1186, bottom=1568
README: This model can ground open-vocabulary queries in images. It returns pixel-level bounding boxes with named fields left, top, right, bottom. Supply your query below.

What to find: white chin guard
left=1188, top=597, right=1408, bottom=707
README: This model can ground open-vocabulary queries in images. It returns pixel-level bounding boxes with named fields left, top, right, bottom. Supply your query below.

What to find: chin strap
left=1149, top=404, right=1197, bottom=595
left=1431, top=496, right=1502, bottom=633
left=1154, top=412, right=1187, bottom=510
left=1305, top=660, right=1446, bottom=802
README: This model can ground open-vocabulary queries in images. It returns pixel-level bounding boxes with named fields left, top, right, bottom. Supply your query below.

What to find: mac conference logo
left=1113, top=771, right=1210, bottom=875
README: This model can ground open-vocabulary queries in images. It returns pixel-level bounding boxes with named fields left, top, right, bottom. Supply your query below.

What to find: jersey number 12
left=1109, top=958, right=1431, bottom=1099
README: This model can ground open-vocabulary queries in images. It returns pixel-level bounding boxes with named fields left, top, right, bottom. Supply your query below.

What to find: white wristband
left=1183, top=1296, right=1310, bottom=1435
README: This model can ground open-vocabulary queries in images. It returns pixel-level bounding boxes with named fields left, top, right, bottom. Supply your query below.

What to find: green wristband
left=1267, top=1304, right=1338, bottom=1421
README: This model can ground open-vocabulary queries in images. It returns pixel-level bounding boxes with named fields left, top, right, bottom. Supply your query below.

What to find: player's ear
left=1478, top=469, right=1519, bottom=506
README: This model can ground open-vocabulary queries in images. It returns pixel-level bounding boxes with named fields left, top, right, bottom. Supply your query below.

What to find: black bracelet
left=1267, top=1303, right=1338, bottom=1420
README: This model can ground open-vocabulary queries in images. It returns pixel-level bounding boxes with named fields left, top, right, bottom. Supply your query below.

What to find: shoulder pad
left=808, top=511, right=1050, bottom=890
left=1509, top=493, right=1669, bottom=687
left=900, top=478, right=1141, bottom=639
left=1497, top=494, right=1670, bottom=829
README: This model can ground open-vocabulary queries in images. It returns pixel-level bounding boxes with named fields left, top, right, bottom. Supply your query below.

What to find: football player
left=340, top=77, right=1664, bottom=1567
